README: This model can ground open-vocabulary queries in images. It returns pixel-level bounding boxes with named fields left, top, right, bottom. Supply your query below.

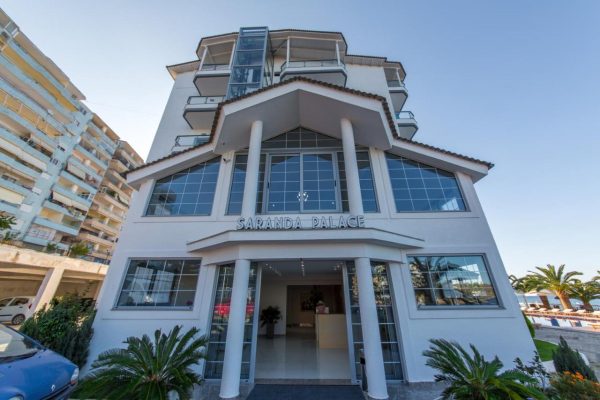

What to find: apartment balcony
left=33, top=216, right=80, bottom=236
left=0, top=175, right=32, bottom=197
left=0, top=127, right=51, bottom=167
left=95, top=190, right=128, bottom=211
left=51, top=185, right=92, bottom=211
left=194, top=64, right=231, bottom=97
left=43, top=199, right=86, bottom=221
left=68, top=157, right=102, bottom=181
left=75, top=144, right=108, bottom=169
left=183, top=96, right=224, bottom=129
left=0, top=151, right=40, bottom=180
left=280, top=60, right=347, bottom=87
left=89, top=123, right=119, bottom=152
left=82, top=133, right=114, bottom=160
left=395, top=111, right=418, bottom=140
left=387, top=80, right=408, bottom=113
left=0, top=198, right=20, bottom=215
left=78, top=230, right=115, bottom=247
left=90, top=203, right=125, bottom=221
left=60, top=169, right=98, bottom=194
left=83, top=218, right=120, bottom=236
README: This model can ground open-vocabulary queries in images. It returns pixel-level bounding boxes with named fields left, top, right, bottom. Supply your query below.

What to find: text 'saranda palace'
left=88, top=27, right=534, bottom=399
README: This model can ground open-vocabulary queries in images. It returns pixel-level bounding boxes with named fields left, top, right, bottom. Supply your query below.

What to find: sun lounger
left=550, top=308, right=561, bottom=313
left=562, top=309, right=574, bottom=313
left=575, top=309, right=588, bottom=314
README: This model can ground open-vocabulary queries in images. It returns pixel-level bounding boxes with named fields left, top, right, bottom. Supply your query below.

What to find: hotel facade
left=89, top=27, right=535, bottom=399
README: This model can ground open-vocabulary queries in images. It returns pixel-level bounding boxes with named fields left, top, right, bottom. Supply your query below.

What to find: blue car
left=0, top=324, right=78, bottom=400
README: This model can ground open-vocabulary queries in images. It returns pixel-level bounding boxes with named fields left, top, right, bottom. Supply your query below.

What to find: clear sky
left=2, top=1, right=599, bottom=278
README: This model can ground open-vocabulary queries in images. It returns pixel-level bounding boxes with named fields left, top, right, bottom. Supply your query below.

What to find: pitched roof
left=128, top=77, right=493, bottom=175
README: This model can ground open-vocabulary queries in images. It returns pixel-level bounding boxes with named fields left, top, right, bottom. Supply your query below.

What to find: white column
left=31, top=268, right=64, bottom=313
left=335, top=40, right=341, bottom=66
left=286, top=38, right=290, bottom=65
left=219, top=259, right=251, bottom=399
left=199, top=46, right=208, bottom=70
left=355, top=257, right=388, bottom=399
left=340, top=118, right=364, bottom=215
left=241, top=120, right=263, bottom=217
left=229, top=40, right=236, bottom=69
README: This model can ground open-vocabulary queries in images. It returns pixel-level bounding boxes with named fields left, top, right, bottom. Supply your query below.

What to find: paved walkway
left=246, top=384, right=365, bottom=400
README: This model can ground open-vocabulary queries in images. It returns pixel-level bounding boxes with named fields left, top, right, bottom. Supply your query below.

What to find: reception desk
left=315, top=314, right=348, bottom=349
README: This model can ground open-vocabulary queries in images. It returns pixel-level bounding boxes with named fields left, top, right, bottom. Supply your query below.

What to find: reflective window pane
left=337, top=151, right=379, bottom=213
left=408, top=255, right=499, bottom=307
left=386, top=153, right=466, bottom=212
left=116, top=259, right=200, bottom=309
left=146, top=158, right=220, bottom=216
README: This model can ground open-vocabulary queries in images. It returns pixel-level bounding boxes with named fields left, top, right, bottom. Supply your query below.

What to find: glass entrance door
left=265, top=153, right=339, bottom=213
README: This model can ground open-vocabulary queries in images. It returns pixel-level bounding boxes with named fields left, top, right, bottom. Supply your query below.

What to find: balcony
left=91, top=203, right=125, bottom=221
left=60, top=169, right=98, bottom=194
left=68, top=157, right=102, bottom=181
left=84, top=218, right=120, bottom=236
left=43, top=199, right=86, bottom=221
left=33, top=216, right=80, bottom=236
left=0, top=151, right=41, bottom=180
left=387, top=80, right=408, bottom=113
left=183, top=96, right=224, bottom=129
left=194, top=64, right=231, bottom=97
left=51, top=185, right=92, bottom=211
left=78, top=230, right=115, bottom=247
left=0, top=198, right=20, bottom=215
left=0, top=175, right=32, bottom=196
left=395, top=111, right=418, bottom=140
left=280, top=60, right=347, bottom=87
left=75, top=144, right=108, bottom=169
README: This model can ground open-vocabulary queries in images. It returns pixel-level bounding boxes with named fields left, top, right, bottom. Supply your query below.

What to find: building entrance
left=255, top=260, right=353, bottom=381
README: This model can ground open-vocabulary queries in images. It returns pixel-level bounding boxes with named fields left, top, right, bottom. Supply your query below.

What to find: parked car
left=0, top=296, right=34, bottom=325
left=0, top=323, right=78, bottom=400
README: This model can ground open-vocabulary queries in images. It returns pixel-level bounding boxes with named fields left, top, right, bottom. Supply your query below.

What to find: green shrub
left=76, top=325, right=207, bottom=400
left=550, top=371, right=600, bottom=400
left=523, top=312, right=535, bottom=338
left=20, top=292, right=95, bottom=367
left=552, top=336, right=597, bottom=382
left=423, top=338, right=545, bottom=399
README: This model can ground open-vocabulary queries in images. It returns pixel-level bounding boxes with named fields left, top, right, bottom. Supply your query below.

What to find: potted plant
left=260, top=306, right=281, bottom=339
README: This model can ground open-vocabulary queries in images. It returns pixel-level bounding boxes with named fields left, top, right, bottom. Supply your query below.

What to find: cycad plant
left=423, top=339, right=545, bottom=400
left=76, top=325, right=207, bottom=400
left=529, top=264, right=582, bottom=310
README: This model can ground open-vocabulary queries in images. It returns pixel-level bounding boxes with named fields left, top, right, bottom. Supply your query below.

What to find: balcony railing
left=281, top=59, right=344, bottom=71
left=186, top=96, right=225, bottom=106
left=395, top=111, right=415, bottom=120
left=200, top=63, right=230, bottom=71
left=387, top=80, right=405, bottom=88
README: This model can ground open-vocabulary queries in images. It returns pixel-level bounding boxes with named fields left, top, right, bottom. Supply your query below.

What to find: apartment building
left=89, top=27, right=534, bottom=399
left=0, top=9, right=142, bottom=262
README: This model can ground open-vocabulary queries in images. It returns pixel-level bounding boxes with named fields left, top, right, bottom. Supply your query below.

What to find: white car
left=0, top=296, right=34, bottom=325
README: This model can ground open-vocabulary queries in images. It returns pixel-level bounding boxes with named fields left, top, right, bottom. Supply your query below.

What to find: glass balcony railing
left=395, top=111, right=415, bottom=120
left=186, top=96, right=225, bottom=106
left=200, top=63, right=230, bottom=72
left=281, top=59, right=344, bottom=71
left=387, top=79, right=405, bottom=88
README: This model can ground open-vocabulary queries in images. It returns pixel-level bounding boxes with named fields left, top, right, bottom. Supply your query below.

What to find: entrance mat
left=246, top=384, right=365, bottom=400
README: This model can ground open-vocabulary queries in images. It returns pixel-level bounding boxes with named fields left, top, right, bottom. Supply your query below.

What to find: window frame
left=406, top=253, right=502, bottom=310
left=113, top=258, right=202, bottom=311
left=384, top=152, right=469, bottom=214
left=143, top=157, right=221, bottom=217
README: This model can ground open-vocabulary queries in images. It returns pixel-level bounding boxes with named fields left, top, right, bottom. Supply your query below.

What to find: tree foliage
left=0, top=213, right=16, bottom=230
left=68, top=242, right=90, bottom=258
left=552, top=337, right=597, bottom=382
left=528, top=264, right=582, bottom=309
left=423, top=338, right=545, bottom=399
left=76, top=325, right=207, bottom=400
left=20, top=292, right=95, bottom=368
left=567, top=281, right=600, bottom=311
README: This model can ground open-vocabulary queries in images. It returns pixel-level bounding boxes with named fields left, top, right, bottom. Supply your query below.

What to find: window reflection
left=409, top=255, right=499, bottom=307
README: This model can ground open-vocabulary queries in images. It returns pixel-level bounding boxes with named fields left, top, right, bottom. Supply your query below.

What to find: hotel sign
left=236, top=215, right=365, bottom=230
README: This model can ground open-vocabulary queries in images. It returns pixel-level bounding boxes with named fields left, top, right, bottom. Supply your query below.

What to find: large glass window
left=346, top=261, right=403, bottom=380
left=338, top=151, right=379, bottom=213
left=205, top=264, right=258, bottom=379
left=146, top=157, right=220, bottom=216
left=116, top=259, right=201, bottom=309
left=385, top=153, right=466, bottom=212
left=408, top=255, right=499, bottom=307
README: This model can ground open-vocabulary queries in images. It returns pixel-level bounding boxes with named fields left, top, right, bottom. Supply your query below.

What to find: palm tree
left=0, top=213, right=16, bottom=230
left=567, top=281, right=600, bottom=312
left=76, top=325, right=207, bottom=399
left=529, top=264, right=582, bottom=310
left=423, top=339, right=545, bottom=399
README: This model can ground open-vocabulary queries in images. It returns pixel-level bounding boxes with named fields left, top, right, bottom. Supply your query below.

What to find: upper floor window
left=146, top=157, right=220, bottom=216
left=408, top=255, right=499, bottom=307
left=385, top=153, right=466, bottom=212
left=225, top=127, right=378, bottom=215
left=116, top=259, right=201, bottom=309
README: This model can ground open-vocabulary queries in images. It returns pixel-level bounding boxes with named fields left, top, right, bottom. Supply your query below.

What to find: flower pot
left=266, top=322, right=275, bottom=339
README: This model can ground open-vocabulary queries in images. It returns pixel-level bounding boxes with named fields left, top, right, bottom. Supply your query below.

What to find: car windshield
left=0, top=324, right=41, bottom=362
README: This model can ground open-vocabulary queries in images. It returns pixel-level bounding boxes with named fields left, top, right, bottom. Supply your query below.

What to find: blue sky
left=2, top=1, right=599, bottom=278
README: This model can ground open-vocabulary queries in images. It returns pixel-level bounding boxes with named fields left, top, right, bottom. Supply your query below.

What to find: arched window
left=146, top=157, right=220, bottom=216
left=385, top=153, right=466, bottom=212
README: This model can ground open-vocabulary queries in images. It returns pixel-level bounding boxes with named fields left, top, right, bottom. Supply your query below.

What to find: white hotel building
left=89, top=27, right=535, bottom=399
